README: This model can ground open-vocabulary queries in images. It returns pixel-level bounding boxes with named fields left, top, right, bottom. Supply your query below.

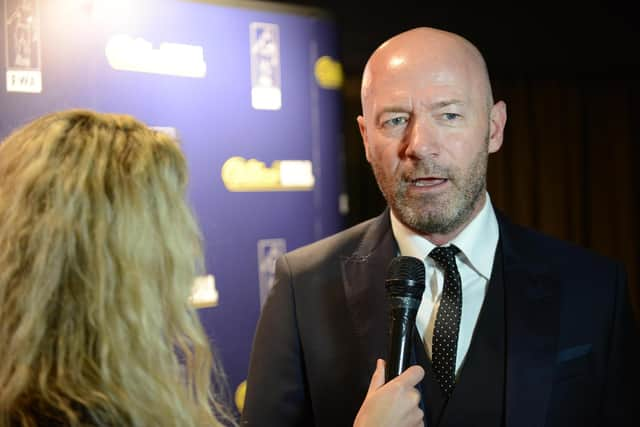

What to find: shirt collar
left=390, top=192, right=499, bottom=280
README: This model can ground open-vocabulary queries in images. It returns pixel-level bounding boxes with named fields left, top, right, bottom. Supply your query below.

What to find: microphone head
left=386, top=255, right=425, bottom=282
left=385, top=256, right=425, bottom=302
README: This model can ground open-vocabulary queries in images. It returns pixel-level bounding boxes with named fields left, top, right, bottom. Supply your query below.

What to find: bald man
left=242, top=27, right=639, bottom=427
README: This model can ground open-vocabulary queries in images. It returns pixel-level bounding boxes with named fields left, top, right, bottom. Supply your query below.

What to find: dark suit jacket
left=242, top=209, right=639, bottom=426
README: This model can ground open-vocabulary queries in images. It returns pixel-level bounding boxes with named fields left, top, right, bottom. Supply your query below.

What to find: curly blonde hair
left=0, top=110, right=236, bottom=426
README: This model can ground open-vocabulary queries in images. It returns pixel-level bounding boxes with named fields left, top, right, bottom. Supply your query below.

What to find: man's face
left=358, top=50, right=505, bottom=237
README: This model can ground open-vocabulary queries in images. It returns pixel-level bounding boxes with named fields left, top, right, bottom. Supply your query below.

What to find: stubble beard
left=372, top=143, right=489, bottom=236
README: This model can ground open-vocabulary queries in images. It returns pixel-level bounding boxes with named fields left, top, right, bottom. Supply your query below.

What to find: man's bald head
left=360, top=27, right=494, bottom=115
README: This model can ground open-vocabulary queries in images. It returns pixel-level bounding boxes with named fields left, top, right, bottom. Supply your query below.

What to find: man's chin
left=396, top=207, right=456, bottom=234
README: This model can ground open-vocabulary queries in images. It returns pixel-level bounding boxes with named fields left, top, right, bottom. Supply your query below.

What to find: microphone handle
left=385, top=306, right=418, bottom=383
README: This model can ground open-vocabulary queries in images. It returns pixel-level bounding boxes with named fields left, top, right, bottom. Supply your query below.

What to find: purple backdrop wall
left=0, top=0, right=344, bottom=411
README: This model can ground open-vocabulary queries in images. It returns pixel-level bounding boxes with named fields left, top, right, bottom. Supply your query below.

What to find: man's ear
left=488, top=101, right=507, bottom=154
left=357, top=115, right=371, bottom=162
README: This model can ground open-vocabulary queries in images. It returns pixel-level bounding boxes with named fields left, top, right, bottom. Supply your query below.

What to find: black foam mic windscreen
left=385, top=256, right=425, bottom=382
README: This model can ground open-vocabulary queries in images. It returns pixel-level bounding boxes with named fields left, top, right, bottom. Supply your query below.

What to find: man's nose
left=404, top=118, right=439, bottom=159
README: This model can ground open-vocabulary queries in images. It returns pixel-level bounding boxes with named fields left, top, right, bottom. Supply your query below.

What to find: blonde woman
left=0, top=110, right=236, bottom=426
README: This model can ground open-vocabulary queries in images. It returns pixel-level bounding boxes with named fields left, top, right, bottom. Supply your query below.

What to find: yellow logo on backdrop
left=314, top=56, right=343, bottom=89
left=189, top=275, right=218, bottom=309
left=235, top=380, right=247, bottom=413
left=221, top=156, right=314, bottom=192
left=105, top=34, right=207, bottom=78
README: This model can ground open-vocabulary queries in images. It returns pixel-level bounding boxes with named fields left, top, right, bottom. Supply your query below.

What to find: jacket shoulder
left=499, top=214, right=624, bottom=275
left=285, top=216, right=379, bottom=268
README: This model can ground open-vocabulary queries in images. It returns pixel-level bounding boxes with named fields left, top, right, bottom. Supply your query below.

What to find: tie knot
left=428, top=245, right=460, bottom=271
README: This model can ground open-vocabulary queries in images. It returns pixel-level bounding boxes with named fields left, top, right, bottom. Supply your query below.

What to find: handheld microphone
left=384, top=256, right=425, bottom=382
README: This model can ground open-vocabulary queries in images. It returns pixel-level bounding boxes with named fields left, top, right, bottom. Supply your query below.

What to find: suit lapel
left=341, top=209, right=397, bottom=372
left=500, top=217, right=561, bottom=427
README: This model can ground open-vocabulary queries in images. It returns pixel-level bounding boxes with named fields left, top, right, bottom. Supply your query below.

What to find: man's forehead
left=368, top=89, right=468, bottom=113
left=365, top=68, right=469, bottom=101
left=362, top=59, right=487, bottom=113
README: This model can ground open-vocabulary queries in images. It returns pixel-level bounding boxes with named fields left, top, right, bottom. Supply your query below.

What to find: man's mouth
left=411, top=178, right=447, bottom=187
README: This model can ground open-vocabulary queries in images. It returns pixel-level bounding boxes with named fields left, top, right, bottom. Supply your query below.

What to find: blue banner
left=0, top=0, right=344, bottom=412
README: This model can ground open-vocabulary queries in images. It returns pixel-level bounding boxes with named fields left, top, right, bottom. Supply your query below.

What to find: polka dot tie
left=429, top=245, right=462, bottom=398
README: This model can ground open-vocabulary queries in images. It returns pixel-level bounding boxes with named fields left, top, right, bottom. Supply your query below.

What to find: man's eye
left=443, top=113, right=461, bottom=121
left=384, top=116, right=408, bottom=127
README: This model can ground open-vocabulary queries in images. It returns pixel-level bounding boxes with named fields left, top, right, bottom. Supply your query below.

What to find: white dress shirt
left=390, top=193, right=499, bottom=376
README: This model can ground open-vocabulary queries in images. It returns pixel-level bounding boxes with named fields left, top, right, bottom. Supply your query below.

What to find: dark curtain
left=342, top=76, right=640, bottom=320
